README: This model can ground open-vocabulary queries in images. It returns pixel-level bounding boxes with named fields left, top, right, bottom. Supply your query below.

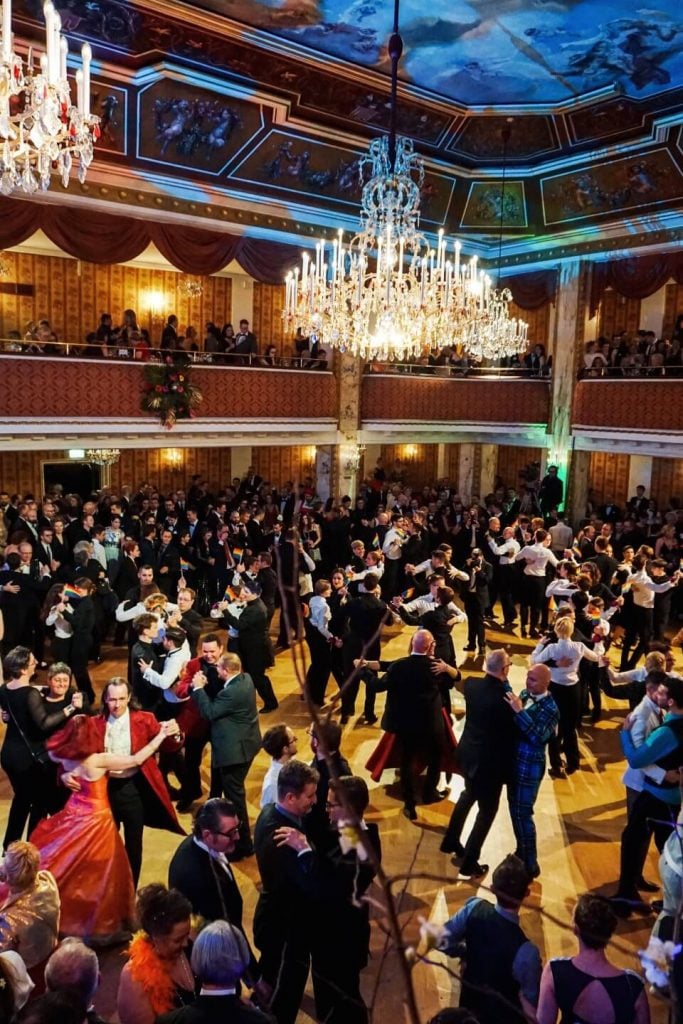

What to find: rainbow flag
left=401, top=587, right=415, bottom=601
left=63, top=584, right=81, bottom=602
left=223, top=585, right=241, bottom=603
left=344, top=569, right=355, bottom=581
left=180, top=558, right=191, bottom=571
left=371, top=533, right=380, bottom=550
left=232, top=546, right=244, bottom=564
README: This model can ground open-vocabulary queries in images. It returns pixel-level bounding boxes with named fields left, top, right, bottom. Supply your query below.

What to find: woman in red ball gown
left=30, top=714, right=176, bottom=944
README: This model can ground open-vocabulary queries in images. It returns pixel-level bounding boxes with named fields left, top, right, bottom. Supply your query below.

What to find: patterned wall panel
left=597, top=290, right=642, bottom=339
left=251, top=446, right=317, bottom=488
left=573, top=381, right=683, bottom=432
left=253, top=283, right=287, bottom=355
left=650, top=457, right=683, bottom=506
left=588, top=451, right=631, bottom=505
left=447, top=444, right=461, bottom=484
left=378, top=444, right=438, bottom=491
left=361, top=377, right=549, bottom=424
left=0, top=252, right=232, bottom=347
left=0, top=359, right=337, bottom=421
left=496, top=446, right=544, bottom=491
left=663, top=283, right=683, bottom=337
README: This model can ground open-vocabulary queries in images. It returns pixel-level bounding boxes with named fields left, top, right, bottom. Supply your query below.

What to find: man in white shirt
left=515, top=529, right=560, bottom=638
left=488, top=526, right=521, bottom=628
left=260, top=724, right=298, bottom=808
left=381, top=515, right=408, bottom=599
left=620, top=556, right=681, bottom=670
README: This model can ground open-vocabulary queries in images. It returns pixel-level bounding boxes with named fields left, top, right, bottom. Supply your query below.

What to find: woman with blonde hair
left=0, top=841, right=59, bottom=971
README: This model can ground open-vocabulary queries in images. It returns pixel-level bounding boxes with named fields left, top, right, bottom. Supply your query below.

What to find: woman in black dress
left=61, top=577, right=97, bottom=704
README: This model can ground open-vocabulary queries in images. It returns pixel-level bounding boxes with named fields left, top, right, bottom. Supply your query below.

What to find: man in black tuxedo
left=156, top=527, right=181, bottom=597
left=221, top=582, right=278, bottom=712
left=440, top=649, right=516, bottom=878
left=462, top=548, right=494, bottom=655
left=233, top=319, right=258, bottom=362
left=169, top=798, right=258, bottom=973
left=374, top=628, right=445, bottom=818
left=253, top=759, right=320, bottom=1024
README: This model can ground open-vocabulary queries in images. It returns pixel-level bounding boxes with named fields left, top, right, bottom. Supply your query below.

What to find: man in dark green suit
left=191, top=652, right=262, bottom=860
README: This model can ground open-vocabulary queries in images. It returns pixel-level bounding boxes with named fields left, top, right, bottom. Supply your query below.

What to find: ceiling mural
left=199, top=0, right=683, bottom=105
left=461, top=182, right=528, bottom=229
left=91, top=79, right=127, bottom=155
left=137, top=79, right=265, bottom=174
left=541, top=148, right=683, bottom=224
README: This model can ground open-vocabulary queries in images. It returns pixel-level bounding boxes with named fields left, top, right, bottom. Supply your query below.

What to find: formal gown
left=365, top=708, right=459, bottom=783
left=30, top=776, right=135, bottom=943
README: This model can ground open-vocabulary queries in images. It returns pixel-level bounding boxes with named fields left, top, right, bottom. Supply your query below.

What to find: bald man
left=374, top=629, right=445, bottom=820
left=504, top=663, right=559, bottom=879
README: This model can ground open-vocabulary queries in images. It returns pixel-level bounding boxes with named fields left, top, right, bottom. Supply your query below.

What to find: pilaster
left=333, top=351, right=362, bottom=500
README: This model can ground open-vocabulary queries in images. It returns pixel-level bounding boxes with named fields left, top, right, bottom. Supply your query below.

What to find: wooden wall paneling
left=252, top=446, right=316, bottom=489
left=663, top=284, right=683, bottom=338
left=588, top=451, right=630, bottom=505
left=17, top=253, right=35, bottom=333
left=0, top=252, right=18, bottom=336
left=651, top=458, right=683, bottom=506
left=598, top=291, right=642, bottom=339
left=496, top=446, right=543, bottom=491
left=447, top=443, right=460, bottom=484
left=253, top=283, right=286, bottom=355
left=378, top=444, right=437, bottom=491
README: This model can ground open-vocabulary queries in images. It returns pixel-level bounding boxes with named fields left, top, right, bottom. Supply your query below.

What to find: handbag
left=5, top=698, right=51, bottom=770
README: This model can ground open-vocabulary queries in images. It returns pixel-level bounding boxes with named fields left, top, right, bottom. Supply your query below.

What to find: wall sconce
left=402, top=444, right=418, bottom=459
left=304, top=446, right=317, bottom=464
left=163, top=448, right=183, bottom=470
left=142, top=289, right=167, bottom=323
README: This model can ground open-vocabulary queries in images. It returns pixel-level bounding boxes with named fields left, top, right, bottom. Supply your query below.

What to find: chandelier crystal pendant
left=180, top=275, right=203, bottom=299
left=283, top=0, right=527, bottom=362
left=86, top=448, right=120, bottom=467
left=0, top=0, right=100, bottom=196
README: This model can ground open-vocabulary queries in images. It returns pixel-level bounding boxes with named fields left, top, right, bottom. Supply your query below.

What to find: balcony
left=360, top=372, right=551, bottom=443
left=0, top=354, right=338, bottom=449
left=573, top=378, right=683, bottom=435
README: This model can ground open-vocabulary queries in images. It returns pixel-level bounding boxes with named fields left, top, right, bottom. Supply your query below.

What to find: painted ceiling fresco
left=195, top=0, right=683, bottom=106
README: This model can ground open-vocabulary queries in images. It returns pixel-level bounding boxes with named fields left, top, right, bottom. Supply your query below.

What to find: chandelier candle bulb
left=81, top=43, right=91, bottom=118
left=2, top=0, right=10, bottom=64
left=59, top=35, right=66, bottom=82
left=75, top=68, right=83, bottom=115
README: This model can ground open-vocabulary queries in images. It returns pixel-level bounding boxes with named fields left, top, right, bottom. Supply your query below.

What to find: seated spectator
left=537, top=893, right=649, bottom=1024
left=156, top=919, right=271, bottom=1023
left=44, top=938, right=104, bottom=1022
left=0, top=841, right=60, bottom=971
left=260, top=345, right=279, bottom=368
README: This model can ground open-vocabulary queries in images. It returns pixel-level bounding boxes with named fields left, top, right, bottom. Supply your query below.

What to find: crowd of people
left=0, top=457, right=681, bottom=1022
left=0, top=312, right=330, bottom=370
left=580, top=319, right=683, bottom=378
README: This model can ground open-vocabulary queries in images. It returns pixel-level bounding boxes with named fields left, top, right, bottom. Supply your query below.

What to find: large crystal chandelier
left=0, top=0, right=100, bottom=195
left=283, top=0, right=527, bottom=362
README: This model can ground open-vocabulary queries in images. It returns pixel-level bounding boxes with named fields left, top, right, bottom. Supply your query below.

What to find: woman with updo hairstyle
left=0, top=841, right=59, bottom=972
left=117, top=884, right=195, bottom=1024
left=537, top=893, right=649, bottom=1024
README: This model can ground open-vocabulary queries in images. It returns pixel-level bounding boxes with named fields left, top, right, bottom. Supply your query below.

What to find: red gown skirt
left=365, top=708, right=460, bottom=783
left=30, top=775, right=135, bottom=942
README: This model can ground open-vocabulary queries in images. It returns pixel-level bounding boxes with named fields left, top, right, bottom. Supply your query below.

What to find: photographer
left=462, top=548, right=493, bottom=657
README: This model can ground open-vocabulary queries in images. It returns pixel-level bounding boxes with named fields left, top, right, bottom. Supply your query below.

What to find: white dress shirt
left=260, top=760, right=283, bottom=808
left=143, top=641, right=191, bottom=690
left=627, top=569, right=677, bottom=609
left=530, top=637, right=600, bottom=685
left=515, top=542, right=559, bottom=576
left=622, top=693, right=665, bottom=792
left=105, top=709, right=136, bottom=778
left=488, top=537, right=521, bottom=564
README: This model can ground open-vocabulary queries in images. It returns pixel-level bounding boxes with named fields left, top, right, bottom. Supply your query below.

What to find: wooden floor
left=0, top=617, right=672, bottom=1023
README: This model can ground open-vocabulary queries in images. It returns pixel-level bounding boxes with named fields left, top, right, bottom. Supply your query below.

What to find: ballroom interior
left=0, top=0, right=683, bottom=1021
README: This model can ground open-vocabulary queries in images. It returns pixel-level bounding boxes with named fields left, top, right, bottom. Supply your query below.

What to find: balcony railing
left=573, top=377, right=682, bottom=434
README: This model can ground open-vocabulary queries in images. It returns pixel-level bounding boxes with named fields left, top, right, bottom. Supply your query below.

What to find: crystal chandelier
left=0, top=0, right=100, bottom=195
left=283, top=0, right=527, bottom=362
left=180, top=275, right=203, bottom=298
left=86, top=448, right=120, bottom=467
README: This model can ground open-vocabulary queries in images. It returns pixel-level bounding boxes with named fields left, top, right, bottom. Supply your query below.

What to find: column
left=332, top=351, right=362, bottom=500
left=231, top=446, right=252, bottom=482
left=479, top=444, right=497, bottom=499
left=458, top=444, right=475, bottom=503
left=548, top=259, right=586, bottom=514
left=315, top=445, right=333, bottom=504
left=627, top=455, right=653, bottom=499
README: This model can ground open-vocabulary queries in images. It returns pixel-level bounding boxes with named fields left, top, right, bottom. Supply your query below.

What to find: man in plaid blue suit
left=504, top=663, right=559, bottom=879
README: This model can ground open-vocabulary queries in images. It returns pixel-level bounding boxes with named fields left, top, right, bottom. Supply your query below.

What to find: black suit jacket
left=458, top=674, right=516, bottom=784
left=377, top=654, right=442, bottom=737
left=157, top=994, right=272, bottom=1024
left=168, top=836, right=249, bottom=937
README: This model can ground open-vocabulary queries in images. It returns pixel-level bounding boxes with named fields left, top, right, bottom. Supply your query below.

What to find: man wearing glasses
left=168, top=798, right=268, bottom=1005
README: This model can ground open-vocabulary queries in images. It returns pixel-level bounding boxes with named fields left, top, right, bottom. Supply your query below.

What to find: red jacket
left=175, top=657, right=210, bottom=741
left=93, top=711, right=184, bottom=835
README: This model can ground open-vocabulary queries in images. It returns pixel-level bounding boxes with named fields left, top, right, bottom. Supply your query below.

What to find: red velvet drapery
left=0, top=196, right=301, bottom=283
left=589, top=253, right=683, bottom=317
left=500, top=269, right=558, bottom=310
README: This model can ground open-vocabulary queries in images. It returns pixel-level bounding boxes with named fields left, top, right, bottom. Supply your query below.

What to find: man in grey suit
left=191, top=652, right=262, bottom=860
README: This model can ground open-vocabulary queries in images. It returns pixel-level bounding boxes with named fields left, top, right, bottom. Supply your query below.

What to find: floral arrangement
left=141, top=356, right=202, bottom=429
